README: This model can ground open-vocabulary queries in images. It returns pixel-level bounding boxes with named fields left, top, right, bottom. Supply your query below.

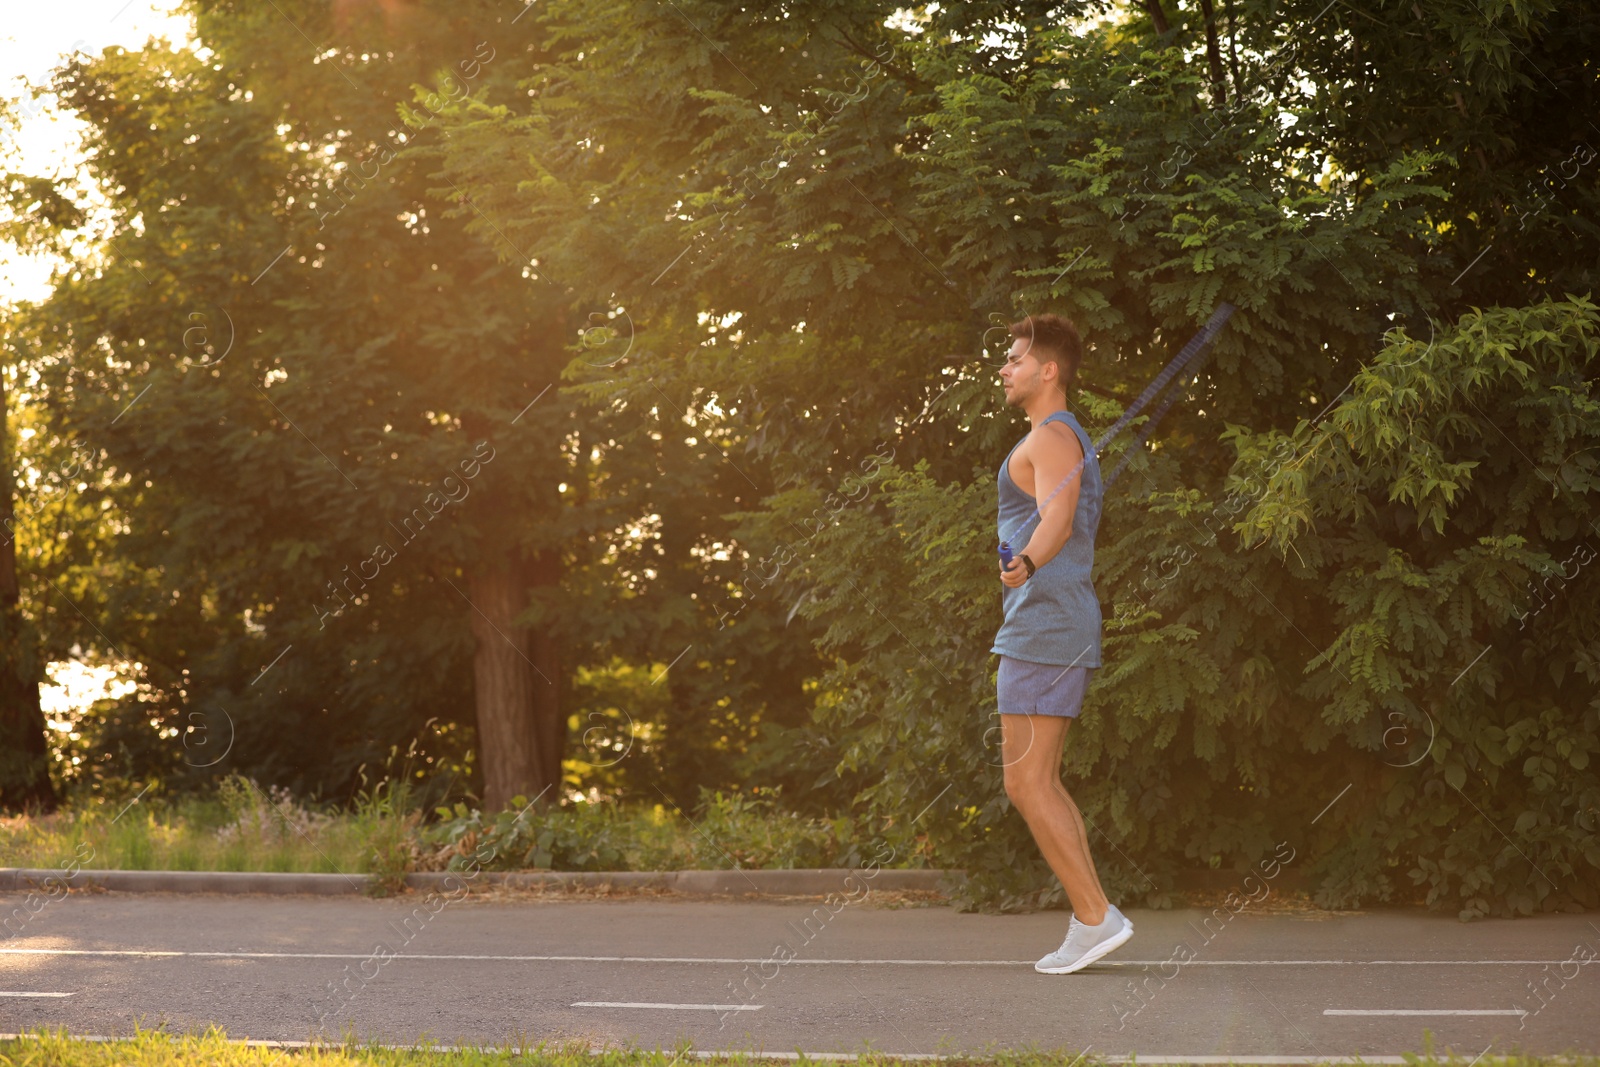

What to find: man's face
left=999, top=337, right=1053, bottom=405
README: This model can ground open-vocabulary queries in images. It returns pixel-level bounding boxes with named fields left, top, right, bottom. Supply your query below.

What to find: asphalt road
left=2, top=887, right=1596, bottom=1061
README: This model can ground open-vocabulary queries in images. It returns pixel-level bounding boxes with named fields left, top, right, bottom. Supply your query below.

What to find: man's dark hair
left=1008, top=313, right=1083, bottom=399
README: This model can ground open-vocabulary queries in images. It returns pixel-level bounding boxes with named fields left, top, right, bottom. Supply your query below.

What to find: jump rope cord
left=998, top=302, right=1236, bottom=554
left=1100, top=329, right=1223, bottom=490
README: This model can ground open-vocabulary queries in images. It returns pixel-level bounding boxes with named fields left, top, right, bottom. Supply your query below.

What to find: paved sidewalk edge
left=0, top=867, right=963, bottom=897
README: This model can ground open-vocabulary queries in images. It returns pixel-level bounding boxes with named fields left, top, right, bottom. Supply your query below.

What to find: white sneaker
left=1034, top=905, right=1134, bottom=974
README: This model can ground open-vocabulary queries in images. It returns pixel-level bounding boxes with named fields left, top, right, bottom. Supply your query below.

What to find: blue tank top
left=991, top=409, right=1103, bottom=668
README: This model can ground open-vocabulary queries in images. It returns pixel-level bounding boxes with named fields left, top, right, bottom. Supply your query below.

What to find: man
left=994, top=312, right=1134, bottom=974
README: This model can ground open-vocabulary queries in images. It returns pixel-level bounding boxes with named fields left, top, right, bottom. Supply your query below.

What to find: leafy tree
left=3, top=0, right=843, bottom=816
left=4, top=3, right=581, bottom=810
left=427, top=0, right=1599, bottom=915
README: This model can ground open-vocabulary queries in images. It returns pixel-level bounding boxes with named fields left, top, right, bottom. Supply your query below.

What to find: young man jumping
left=994, top=313, right=1134, bottom=974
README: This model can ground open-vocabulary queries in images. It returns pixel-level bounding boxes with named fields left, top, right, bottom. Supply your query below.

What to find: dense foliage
left=3, top=0, right=1596, bottom=916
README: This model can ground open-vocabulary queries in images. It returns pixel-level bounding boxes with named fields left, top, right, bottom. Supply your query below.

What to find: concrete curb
left=0, top=866, right=1306, bottom=898
left=408, top=868, right=963, bottom=896
left=0, top=867, right=962, bottom=898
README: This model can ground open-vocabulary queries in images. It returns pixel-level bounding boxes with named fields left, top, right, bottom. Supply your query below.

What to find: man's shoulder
left=1029, top=415, right=1083, bottom=455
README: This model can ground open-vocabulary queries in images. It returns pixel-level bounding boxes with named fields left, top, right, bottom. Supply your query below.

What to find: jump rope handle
left=998, top=541, right=1014, bottom=567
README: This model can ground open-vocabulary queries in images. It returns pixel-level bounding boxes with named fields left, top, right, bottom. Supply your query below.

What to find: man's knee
left=1003, top=772, right=1056, bottom=814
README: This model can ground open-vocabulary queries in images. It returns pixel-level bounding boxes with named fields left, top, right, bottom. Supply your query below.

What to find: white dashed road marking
left=0, top=991, right=75, bottom=998
left=1324, top=1009, right=1526, bottom=1017
left=571, top=1002, right=762, bottom=1011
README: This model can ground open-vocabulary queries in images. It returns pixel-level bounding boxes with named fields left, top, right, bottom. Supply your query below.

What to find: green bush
left=413, top=786, right=897, bottom=874
left=796, top=303, right=1600, bottom=917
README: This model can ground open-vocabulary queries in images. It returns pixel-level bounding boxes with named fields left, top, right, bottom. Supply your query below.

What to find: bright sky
left=0, top=0, right=193, bottom=307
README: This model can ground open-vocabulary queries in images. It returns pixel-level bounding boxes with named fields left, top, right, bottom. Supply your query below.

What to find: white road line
left=572, top=1001, right=762, bottom=1011
left=0, top=992, right=75, bottom=997
left=1325, top=1009, right=1526, bottom=1016
left=0, top=948, right=1580, bottom=966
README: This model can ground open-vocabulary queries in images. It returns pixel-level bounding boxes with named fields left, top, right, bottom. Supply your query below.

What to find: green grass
left=0, top=778, right=908, bottom=883
left=0, top=1025, right=1594, bottom=1066
left=0, top=775, right=412, bottom=878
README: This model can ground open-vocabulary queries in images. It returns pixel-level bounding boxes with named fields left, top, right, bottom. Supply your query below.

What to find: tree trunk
left=1225, top=0, right=1243, bottom=98
left=467, top=551, right=560, bottom=812
left=1197, top=0, right=1229, bottom=106
left=0, top=615, right=57, bottom=814
left=526, top=546, right=564, bottom=793
left=1142, top=0, right=1171, bottom=36
left=0, top=366, right=59, bottom=814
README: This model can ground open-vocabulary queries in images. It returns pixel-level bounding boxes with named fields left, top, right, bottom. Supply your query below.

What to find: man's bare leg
left=1001, top=712, right=1109, bottom=925
left=1028, top=713, right=1104, bottom=893
left=1046, top=719, right=1110, bottom=908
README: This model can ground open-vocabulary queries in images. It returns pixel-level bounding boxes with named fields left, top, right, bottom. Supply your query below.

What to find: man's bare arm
left=1017, top=421, right=1083, bottom=568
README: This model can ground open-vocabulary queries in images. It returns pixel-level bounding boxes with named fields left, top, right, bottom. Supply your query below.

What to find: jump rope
left=997, top=303, right=1236, bottom=569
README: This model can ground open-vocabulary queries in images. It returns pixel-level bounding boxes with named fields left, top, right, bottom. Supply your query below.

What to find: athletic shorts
left=996, top=655, right=1094, bottom=718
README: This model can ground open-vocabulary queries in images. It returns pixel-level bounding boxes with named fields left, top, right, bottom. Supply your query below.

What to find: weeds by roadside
left=0, top=781, right=908, bottom=884
left=413, top=786, right=883, bottom=876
